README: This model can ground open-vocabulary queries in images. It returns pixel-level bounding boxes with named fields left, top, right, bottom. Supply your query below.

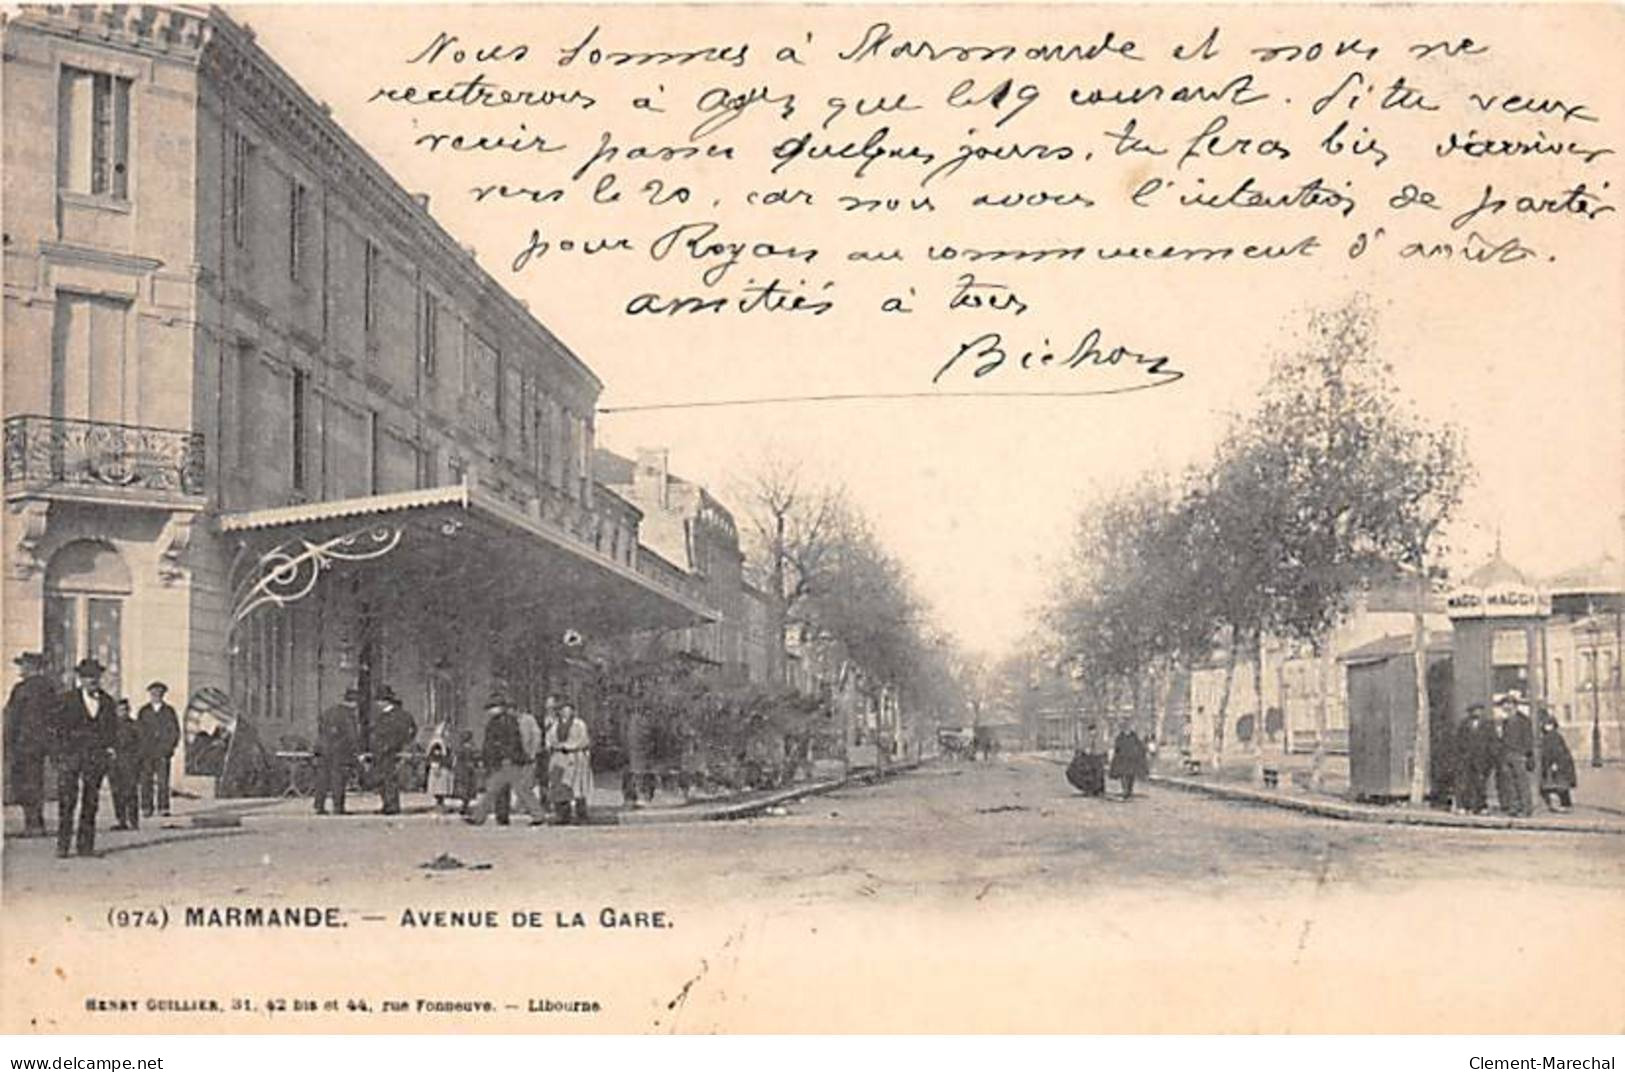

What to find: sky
left=239, top=4, right=1625, bottom=657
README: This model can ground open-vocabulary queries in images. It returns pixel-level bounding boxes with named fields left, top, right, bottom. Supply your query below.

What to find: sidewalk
left=1036, top=750, right=1625, bottom=835
left=3, top=762, right=915, bottom=839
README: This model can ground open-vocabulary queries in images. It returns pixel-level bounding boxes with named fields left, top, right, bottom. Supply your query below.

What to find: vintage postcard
left=1, top=1, right=1622, bottom=1035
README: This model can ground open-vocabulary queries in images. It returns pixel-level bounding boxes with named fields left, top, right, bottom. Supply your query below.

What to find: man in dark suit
left=137, top=681, right=180, bottom=817
left=1452, top=705, right=1492, bottom=814
left=52, top=658, right=117, bottom=857
left=370, top=685, right=417, bottom=816
left=314, top=688, right=361, bottom=815
left=4, top=651, right=56, bottom=836
left=466, top=692, right=545, bottom=825
left=1497, top=699, right=1536, bottom=817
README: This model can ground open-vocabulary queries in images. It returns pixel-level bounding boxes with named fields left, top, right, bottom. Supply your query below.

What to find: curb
left=1149, top=773, right=1625, bottom=836
left=618, top=762, right=920, bottom=825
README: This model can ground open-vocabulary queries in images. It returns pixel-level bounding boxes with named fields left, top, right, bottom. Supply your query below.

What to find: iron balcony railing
left=4, top=414, right=205, bottom=497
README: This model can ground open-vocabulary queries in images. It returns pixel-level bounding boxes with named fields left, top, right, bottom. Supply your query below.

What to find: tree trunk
left=1251, top=631, right=1267, bottom=785
left=1312, top=639, right=1330, bottom=793
left=1408, top=564, right=1431, bottom=806
left=1212, top=645, right=1239, bottom=770
left=768, top=513, right=788, bottom=687
left=1153, top=661, right=1173, bottom=750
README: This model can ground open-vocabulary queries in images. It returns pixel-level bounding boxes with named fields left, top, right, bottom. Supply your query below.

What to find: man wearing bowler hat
left=314, top=687, right=361, bottom=815
left=370, top=685, right=417, bottom=816
left=52, top=658, right=117, bottom=857
left=137, top=681, right=180, bottom=817
left=4, top=651, right=56, bottom=836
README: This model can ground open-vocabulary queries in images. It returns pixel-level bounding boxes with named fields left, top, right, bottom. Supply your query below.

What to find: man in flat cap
left=4, top=651, right=56, bottom=836
left=137, top=681, right=180, bottom=818
left=313, top=687, right=361, bottom=816
left=370, top=685, right=417, bottom=816
left=52, top=658, right=117, bottom=857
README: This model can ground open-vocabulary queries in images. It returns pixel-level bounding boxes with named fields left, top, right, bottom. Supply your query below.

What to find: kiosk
left=1446, top=551, right=1552, bottom=721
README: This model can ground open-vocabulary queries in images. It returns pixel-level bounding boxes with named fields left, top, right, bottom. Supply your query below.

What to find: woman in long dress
left=547, top=703, right=593, bottom=824
left=1538, top=712, right=1577, bottom=812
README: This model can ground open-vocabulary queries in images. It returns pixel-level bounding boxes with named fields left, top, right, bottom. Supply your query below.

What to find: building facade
left=3, top=6, right=706, bottom=787
left=596, top=447, right=773, bottom=686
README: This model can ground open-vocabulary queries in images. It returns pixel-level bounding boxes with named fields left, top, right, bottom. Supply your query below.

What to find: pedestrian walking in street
left=371, top=686, right=417, bottom=815
left=1494, top=699, right=1535, bottom=818
left=1452, top=705, right=1494, bottom=814
left=110, top=698, right=143, bottom=831
left=1538, top=710, right=1577, bottom=812
left=51, top=658, right=117, bottom=858
left=137, top=681, right=179, bottom=817
left=1108, top=725, right=1150, bottom=800
left=466, top=692, right=545, bottom=825
left=314, top=687, right=361, bottom=815
left=425, top=723, right=455, bottom=811
left=4, top=651, right=56, bottom=837
left=547, top=702, right=592, bottom=824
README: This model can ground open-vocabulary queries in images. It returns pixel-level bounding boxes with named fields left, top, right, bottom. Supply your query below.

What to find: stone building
left=2, top=6, right=707, bottom=787
left=595, top=447, right=771, bottom=686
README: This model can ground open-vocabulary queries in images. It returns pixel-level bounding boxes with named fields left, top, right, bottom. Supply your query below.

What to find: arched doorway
left=43, top=539, right=131, bottom=696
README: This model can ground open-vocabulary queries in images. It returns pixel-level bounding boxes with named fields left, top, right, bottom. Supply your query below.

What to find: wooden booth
left=1343, top=632, right=1454, bottom=801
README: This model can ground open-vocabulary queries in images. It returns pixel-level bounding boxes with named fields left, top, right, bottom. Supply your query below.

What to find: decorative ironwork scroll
left=230, top=525, right=403, bottom=628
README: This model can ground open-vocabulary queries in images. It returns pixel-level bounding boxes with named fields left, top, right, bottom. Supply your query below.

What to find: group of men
left=4, top=652, right=180, bottom=858
left=1449, top=697, right=1579, bottom=817
left=465, top=691, right=593, bottom=827
left=311, top=685, right=419, bottom=816
left=306, top=685, right=592, bottom=824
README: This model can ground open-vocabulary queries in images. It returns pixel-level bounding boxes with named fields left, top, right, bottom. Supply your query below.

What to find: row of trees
left=736, top=455, right=970, bottom=747
left=1045, top=298, right=1473, bottom=799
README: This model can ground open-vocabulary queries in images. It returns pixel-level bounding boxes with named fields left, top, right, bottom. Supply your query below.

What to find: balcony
left=4, top=414, right=205, bottom=502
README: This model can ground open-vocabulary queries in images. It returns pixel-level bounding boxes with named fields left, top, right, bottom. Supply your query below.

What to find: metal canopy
left=219, top=483, right=715, bottom=638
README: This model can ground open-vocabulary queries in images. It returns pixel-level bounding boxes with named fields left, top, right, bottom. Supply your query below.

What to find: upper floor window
left=290, top=368, right=308, bottom=493
left=363, top=240, right=379, bottom=335
left=231, top=132, right=252, bottom=247
left=59, top=67, right=130, bottom=199
left=288, top=180, right=308, bottom=282
left=421, top=293, right=439, bottom=378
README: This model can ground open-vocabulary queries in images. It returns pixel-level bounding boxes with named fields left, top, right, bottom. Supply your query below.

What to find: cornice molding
left=10, top=5, right=210, bottom=63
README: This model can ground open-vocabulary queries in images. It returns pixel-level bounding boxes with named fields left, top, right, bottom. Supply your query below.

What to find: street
left=4, top=756, right=1623, bottom=1032
left=6, top=756, right=1622, bottom=904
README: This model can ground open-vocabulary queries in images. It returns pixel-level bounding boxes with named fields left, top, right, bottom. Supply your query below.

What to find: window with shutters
left=50, top=292, right=130, bottom=424
left=58, top=67, right=130, bottom=199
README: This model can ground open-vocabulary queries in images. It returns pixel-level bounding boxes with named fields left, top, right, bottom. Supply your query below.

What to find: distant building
left=1185, top=573, right=1450, bottom=760
left=595, top=447, right=769, bottom=685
